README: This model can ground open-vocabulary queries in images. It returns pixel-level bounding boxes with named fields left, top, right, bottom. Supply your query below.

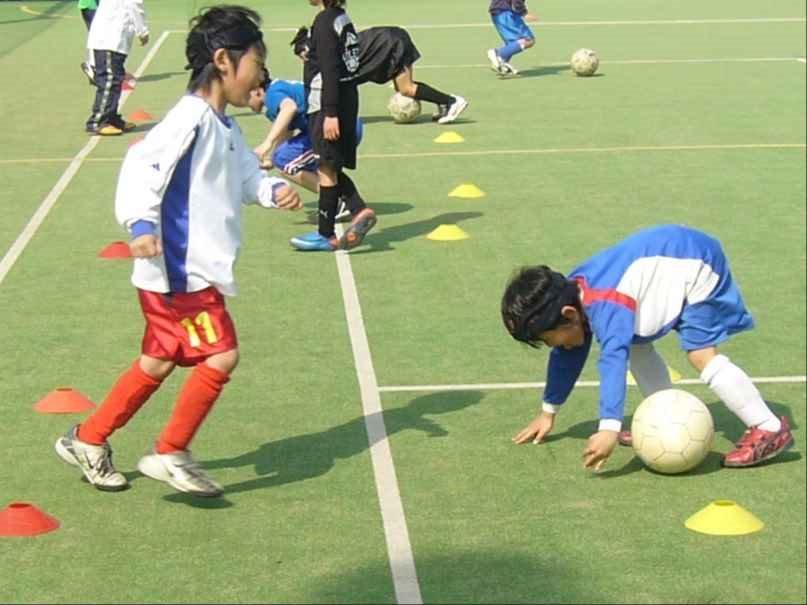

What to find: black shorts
left=309, top=84, right=359, bottom=171
left=356, top=26, right=421, bottom=85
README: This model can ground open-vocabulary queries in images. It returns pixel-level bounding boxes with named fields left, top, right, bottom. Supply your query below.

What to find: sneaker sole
left=339, top=214, right=377, bottom=250
left=721, top=434, right=795, bottom=468
left=54, top=438, right=129, bottom=492
left=137, top=457, right=223, bottom=498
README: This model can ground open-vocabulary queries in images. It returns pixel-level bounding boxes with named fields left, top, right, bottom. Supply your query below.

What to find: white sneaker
left=438, top=96, right=469, bottom=124
left=487, top=49, right=505, bottom=74
left=137, top=449, right=223, bottom=497
left=55, top=425, right=129, bottom=492
left=501, top=61, right=519, bottom=76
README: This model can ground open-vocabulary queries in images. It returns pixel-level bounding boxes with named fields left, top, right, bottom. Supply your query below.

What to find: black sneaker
left=431, top=104, right=449, bottom=122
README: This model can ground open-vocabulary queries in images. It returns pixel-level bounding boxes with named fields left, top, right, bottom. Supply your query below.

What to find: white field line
left=0, top=31, right=171, bottom=287
left=6, top=142, right=804, bottom=167
left=379, top=375, right=807, bottom=393
left=418, top=56, right=806, bottom=69
left=333, top=225, right=422, bottom=605
left=798, top=58, right=807, bottom=63
left=159, top=16, right=807, bottom=34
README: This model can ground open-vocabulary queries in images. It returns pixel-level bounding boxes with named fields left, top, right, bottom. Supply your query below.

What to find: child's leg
left=338, top=171, right=366, bottom=215
left=689, top=347, right=780, bottom=431
left=77, top=355, right=173, bottom=445
left=629, top=343, right=673, bottom=398
left=316, top=163, right=340, bottom=238
left=394, top=66, right=455, bottom=108
left=86, top=49, right=125, bottom=131
left=154, top=350, right=238, bottom=454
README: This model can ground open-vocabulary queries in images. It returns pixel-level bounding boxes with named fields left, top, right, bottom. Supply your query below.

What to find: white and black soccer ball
left=387, top=92, right=421, bottom=124
left=631, top=389, right=715, bottom=474
left=570, top=48, right=600, bottom=77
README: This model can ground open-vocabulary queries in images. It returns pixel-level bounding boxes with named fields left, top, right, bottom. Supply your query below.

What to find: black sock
left=338, top=173, right=366, bottom=215
left=413, top=82, right=455, bottom=107
left=318, top=184, right=339, bottom=238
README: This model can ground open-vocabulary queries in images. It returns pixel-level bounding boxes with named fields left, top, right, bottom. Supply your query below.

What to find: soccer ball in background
left=388, top=93, right=422, bottom=124
left=631, top=389, right=715, bottom=474
left=570, top=48, right=600, bottom=77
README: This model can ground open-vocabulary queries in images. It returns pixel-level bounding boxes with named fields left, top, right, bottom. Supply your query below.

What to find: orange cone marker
left=98, top=241, right=132, bottom=259
left=128, top=109, right=153, bottom=122
left=0, top=502, right=60, bottom=537
left=34, top=388, right=96, bottom=414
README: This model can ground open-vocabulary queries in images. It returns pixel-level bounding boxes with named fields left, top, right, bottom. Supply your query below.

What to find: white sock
left=630, top=343, right=673, bottom=398
left=700, top=354, right=780, bottom=432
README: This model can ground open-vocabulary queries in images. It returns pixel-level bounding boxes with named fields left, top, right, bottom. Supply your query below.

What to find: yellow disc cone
left=434, top=131, right=465, bottom=144
left=627, top=365, right=681, bottom=386
left=448, top=184, right=486, bottom=199
left=426, top=225, right=470, bottom=241
left=685, top=500, right=764, bottom=536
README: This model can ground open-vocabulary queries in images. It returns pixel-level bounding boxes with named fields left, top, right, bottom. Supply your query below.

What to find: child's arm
left=237, top=127, right=302, bottom=210
left=128, top=0, right=149, bottom=44
left=254, top=99, right=298, bottom=167
left=314, top=13, right=343, bottom=140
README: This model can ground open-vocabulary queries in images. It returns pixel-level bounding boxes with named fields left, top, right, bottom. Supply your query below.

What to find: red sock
left=155, top=363, right=230, bottom=454
left=78, top=361, right=163, bottom=445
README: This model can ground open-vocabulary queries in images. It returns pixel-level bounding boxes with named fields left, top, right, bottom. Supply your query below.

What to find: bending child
left=501, top=224, right=793, bottom=471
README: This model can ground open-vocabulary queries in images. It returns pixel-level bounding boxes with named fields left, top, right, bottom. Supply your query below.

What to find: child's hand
left=129, top=234, right=161, bottom=258
left=254, top=146, right=272, bottom=168
left=139, top=33, right=150, bottom=46
left=525, top=13, right=539, bottom=23
left=273, top=185, right=302, bottom=210
left=323, top=116, right=340, bottom=141
left=582, top=430, right=618, bottom=471
left=512, top=411, right=555, bottom=444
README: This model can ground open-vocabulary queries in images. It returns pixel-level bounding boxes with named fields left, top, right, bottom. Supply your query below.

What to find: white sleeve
left=115, top=111, right=199, bottom=231
left=129, top=0, right=149, bottom=37
left=236, top=125, right=291, bottom=208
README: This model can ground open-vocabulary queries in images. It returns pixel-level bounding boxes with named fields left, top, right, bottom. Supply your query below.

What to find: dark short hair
left=501, top=265, right=581, bottom=347
left=185, top=5, right=266, bottom=92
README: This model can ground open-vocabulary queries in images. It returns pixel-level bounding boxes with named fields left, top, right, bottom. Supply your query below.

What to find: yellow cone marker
left=627, top=365, right=681, bottom=386
left=448, top=184, right=486, bottom=199
left=434, top=131, right=464, bottom=144
left=685, top=500, right=764, bottom=536
left=426, top=225, right=469, bottom=241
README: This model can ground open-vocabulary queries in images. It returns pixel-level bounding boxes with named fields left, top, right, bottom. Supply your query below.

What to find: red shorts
left=138, top=287, right=238, bottom=367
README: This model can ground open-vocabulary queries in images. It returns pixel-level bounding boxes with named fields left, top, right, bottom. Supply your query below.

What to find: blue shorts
left=676, top=268, right=755, bottom=351
left=491, top=11, right=535, bottom=43
left=272, top=119, right=365, bottom=175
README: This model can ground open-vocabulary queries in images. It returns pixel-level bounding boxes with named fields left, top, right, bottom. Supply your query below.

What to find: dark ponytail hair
left=501, top=265, right=581, bottom=347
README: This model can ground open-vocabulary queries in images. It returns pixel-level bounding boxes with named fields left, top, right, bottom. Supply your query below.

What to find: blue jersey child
left=501, top=224, right=794, bottom=471
left=248, top=77, right=364, bottom=219
left=487, top=0, right=535, bottom=76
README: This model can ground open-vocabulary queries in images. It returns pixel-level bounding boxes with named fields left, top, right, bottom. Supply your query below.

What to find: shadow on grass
left=298, top=200, right=415, bottom=226
left=162, top=391, right=484, bottom=504
left=349, top=210, right=484, bottom=254
left=136, top=71, right=185, bottom=83
left=359, top=114, right=477, bottom=126
left=308, top=549, right=588, bottom=604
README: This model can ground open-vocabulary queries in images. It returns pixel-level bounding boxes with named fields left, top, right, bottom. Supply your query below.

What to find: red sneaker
left=723, top=416, right=794, bottom=468
left=617, top=431, right=633, bottom=447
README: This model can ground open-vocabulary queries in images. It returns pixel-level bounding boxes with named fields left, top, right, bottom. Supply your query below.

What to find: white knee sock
left=700, top=354, right=780, bottom=432
left=630, top=343, right=673, bottom=398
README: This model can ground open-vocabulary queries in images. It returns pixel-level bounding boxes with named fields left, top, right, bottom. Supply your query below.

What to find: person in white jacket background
left=57, top=5, right=302, bottom=498
left=85, top=0, right=149, bottom=135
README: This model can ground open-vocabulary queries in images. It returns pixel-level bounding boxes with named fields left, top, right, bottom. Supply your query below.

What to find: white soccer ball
left=631, top=389, right=714, bottom=474
left=570, top=48, right=599, bottom=77
left=387, top=92, right=421, bottom=124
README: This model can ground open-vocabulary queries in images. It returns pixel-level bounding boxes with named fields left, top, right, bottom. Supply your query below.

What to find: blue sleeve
left=543, top=334, right=592, bottom=405
left=590, top=304, right=636, bottom=423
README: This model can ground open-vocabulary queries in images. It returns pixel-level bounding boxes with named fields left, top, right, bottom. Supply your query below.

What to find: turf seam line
left=378, top=375, right=807, bottom=393
left=333, top=224, right=423, bottom=605
left=0, top=31, right=172, bottom=287
left=8, top=142, right=803, bottom=166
